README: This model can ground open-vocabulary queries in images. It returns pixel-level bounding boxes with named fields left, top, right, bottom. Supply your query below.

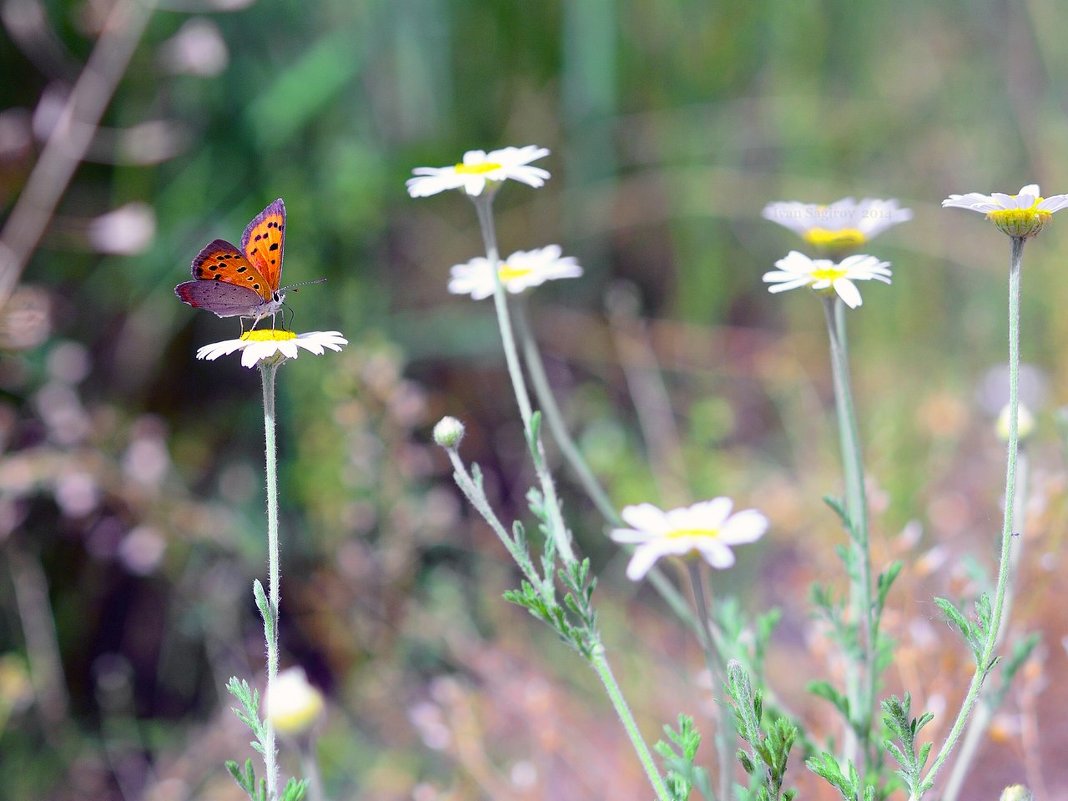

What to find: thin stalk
left=919, top=236, right=1025, bottom=798
left=821, top=295, right=874, bottom=777
left=689, top=562, right=731, bottom=801
left=260, top=362, right=281, bottom=800
left=471, top=195, right=576, bottom=564
left=299, top=737, right=325, bottom=801
left=940, top=445, right=1029, bottom=801
left=444, top=446, right=549, bottom=596
left=513, top=299, right=619, bottom=523
left=588, top=642, right=673, bottom=801
left=512, top=297, right=698, bottom=626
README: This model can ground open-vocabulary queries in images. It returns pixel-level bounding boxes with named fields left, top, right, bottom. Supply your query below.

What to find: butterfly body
left=176, top=199, right=288, bottom=324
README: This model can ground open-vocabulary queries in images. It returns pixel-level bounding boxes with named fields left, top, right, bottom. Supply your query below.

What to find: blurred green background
left=2, top=1, right=1068, bottom=799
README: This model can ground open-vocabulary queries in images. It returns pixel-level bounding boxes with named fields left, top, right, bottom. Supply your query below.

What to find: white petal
left=625, top=541, right=671, bottom=581
left=694, top=541, right=736, bottom=569
left=834, top=278, right=863, bottom=308
left=766, top=278, right=813, bottom=293
left=620, top=503, right=670, bottom=535
left=720, top=509, right=768, bottom=544
left=610, top=528, right=651, bottom=544
left=1038, top=194, right=1068, bottom=212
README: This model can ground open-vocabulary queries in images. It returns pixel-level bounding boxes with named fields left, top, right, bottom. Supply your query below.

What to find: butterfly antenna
left=280, top=277, right=327, bottom=293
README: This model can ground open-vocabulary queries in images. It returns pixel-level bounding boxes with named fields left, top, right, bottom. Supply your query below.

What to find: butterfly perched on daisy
left=176, top=199, right=317, bottom=327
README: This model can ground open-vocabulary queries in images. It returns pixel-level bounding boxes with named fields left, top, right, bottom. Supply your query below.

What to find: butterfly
left=175, top=199, right=290, bottom=326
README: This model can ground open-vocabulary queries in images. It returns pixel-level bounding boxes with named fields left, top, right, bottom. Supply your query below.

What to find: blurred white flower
left=762, top=197, right=911, bottom=252
left=196, top=330, right=347, bottom=368
left=942, top=184, right=1068, bottom=238
left=763, top=250, right=891, bottom=309
left=448, top=245, right=582, bottom=300
left=407, top=146, right=550, bottom=197
left=611, top=499, right=767, bottom=581
left=88, top=203, right=156, bottom=255
left=159, top=18, right=228, bottom=77
left=266, top=667, right=324, bottom=737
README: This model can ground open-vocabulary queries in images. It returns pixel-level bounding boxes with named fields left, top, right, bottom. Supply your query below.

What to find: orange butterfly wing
left=240, top=198, right=285, bottom=293
left=190, top=239, right=274, bottom=301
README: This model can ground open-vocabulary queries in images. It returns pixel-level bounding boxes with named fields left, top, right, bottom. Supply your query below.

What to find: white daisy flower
left=763, top=250, right=892, bottom=309
left=610, top=499, right=767, bottom=581
left=447, top=245, right=582, bottom=300
left=196, top=329, right=347, bottom=368
left=266, top=667, right=325, bottom=737
left=762, top=197, right=912, bottom=252
left=942, top=183, right=1068, bottom=238
left=406, top=146, right=550, bottom=198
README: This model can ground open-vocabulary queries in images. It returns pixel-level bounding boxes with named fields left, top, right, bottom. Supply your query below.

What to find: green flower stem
left=588, top=641, right=673, bottom=801
left=512, top=298, right=619, bottom=522
left=688, top=562, right=732, bottom=801
left=471, top=194, right=576, bottom=565
left=918, top=236, right=1025, bottom=799
left=940, top=444, right=1029, bottom=801
left=260, top=361, right=281, bottom=801
left=821, top=295, right=875, bottom=776
left=512, top=297, right=699, bottom=628
left=443, top=440, right=669, bottom=801
left=299, top=737, right=325, bottom=801
left=444, top=446, right=551, bottom=596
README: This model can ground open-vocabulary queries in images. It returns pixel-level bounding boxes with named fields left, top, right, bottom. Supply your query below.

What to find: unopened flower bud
left=433, top=416, right=465, bottom=449
left=266, top=667, right=323, bottom=737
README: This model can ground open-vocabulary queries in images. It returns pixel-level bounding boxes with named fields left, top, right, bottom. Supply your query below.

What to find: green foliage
left=226, top=760, right=309, bottom=801
left=727, top=662, right=798, bottom=801
left=933, top=595, right=993, bottom=668
left=715, top=598, right=783, bottom=681
left=655, top=715, right=713, bottom=801
left=805, top=752, right=873, bottom=801
left=881, top=693, right=934, bottom=800
left=225, top=678, right=308, bottom=801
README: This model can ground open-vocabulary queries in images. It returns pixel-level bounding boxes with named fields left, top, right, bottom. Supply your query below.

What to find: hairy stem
left=471, top=195, right=575, bottom=564
left=940, top=444, right=1029, bottom=801
left=688, top=562, right=731, bottom=801
left=260, top=362, right=281, bottom=800
left=918, top=236, right=1024, bottom=798
left=589, top=642, right=673, bottom=801
left=821, top=295, right=875, bottom=777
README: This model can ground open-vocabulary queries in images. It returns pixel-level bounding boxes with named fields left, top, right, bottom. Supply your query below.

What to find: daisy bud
left=433, top=416, right=465, bottom=450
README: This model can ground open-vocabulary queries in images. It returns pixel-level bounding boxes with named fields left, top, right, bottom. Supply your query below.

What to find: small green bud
left=433, top=416, right=465, bottom=449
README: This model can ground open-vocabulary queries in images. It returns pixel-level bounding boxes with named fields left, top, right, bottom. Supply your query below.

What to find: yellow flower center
left=498, top=263, right=533, bottom=282
left=241, top=329, right=297, bottom=342
left=987, top=198, right=1052, bottom=238
left=810, top=265, right=848, bottom=282
left=665, top=527, right=720, bottom=541
left=454, top=160, right=502, bottom=175
left=802, top=227, right=868, bottom=250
